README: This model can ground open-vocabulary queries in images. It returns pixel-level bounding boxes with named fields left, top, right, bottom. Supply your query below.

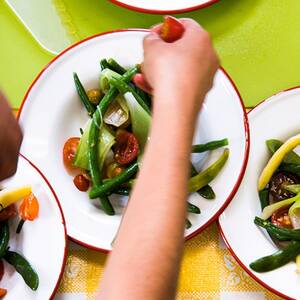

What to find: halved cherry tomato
left=0, top=287, right=6, bottom=297
left=0, top=260, right=4, bottom=282
left=0, top=205, right=16, bottom=222
left=114, top=130, right=139, bottom=165
left=271, top=207, right=293, bottom=229
left=269, top=171, right=299, bottom=202
left=63, top=137, right=80, bottom=170
left=160, top=16, right=185, bottom=43
left=19, top=193, right=39, bottom=221
left=73, top=174, right=90, bottom=192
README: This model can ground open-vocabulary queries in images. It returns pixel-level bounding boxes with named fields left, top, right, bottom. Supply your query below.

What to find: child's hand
left=0, top=92, right=22, bottom=181
left=141, top=18, right=219, bottom=119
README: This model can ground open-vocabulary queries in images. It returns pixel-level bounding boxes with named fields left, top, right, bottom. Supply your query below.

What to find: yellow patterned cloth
left=56, top=223, right=283, bottom=300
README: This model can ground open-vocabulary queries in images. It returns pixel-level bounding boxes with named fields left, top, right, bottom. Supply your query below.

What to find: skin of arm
left=0, top=92, right=22, bottom=181
left=97, top=19, right=219, bottom=300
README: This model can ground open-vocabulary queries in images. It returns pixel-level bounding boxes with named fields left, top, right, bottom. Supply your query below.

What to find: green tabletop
left=1, top=0, right=300, bottom=109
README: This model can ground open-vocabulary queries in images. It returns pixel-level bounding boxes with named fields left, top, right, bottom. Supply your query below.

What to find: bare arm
left=0, top=92, right=22, bottom=181
left=97, top=19, right=219, bottom=300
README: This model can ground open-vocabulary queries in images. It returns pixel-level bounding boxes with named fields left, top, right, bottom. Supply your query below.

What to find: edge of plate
left=217, top=222, right=294, bottom=300
left=108, top=0, right=219, bottom=14
left=17, top=29, right=250, bottom=252
left=217, top=86, right=300, bottom=300
left=20, top=154, right=68, bottom=300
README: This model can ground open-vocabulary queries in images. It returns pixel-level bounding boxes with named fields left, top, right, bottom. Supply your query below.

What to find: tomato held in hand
left=0, top=205, right=16, bottom=222
left=63, top=137, right=80, bottom=170
left=114, top=130, right=139, bottom=165
left=73, top=174, right=90, bottom=192
left=271, top=207, right=293, bottom=229
left=160, top=16, right=185, bottom=43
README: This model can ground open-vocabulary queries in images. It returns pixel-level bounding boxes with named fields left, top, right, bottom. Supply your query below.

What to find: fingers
left=133, top=74, right=152, bottom=94
left=143, top=31, right=161, bottom=49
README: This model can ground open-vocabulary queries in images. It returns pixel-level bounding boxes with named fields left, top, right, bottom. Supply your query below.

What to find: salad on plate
left=0, top=185, right=39, bottom=297
left=251, top=134, right=300, bottom=273
left=63, top=56, right=230, bottom=229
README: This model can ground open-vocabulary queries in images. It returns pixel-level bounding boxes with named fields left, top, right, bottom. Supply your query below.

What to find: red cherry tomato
left=160, top=16, right=185, bottom=43
left=114, top=130, right=139, bottom=165
left=0, top=205, right=16, bottom=222
left=63, top=137, right=80, bottom=170
left=73, top=174, right=90, bottom=192
left=271, top=207, right=293, bottom=229
left=0, top=287, right=6, bottom=298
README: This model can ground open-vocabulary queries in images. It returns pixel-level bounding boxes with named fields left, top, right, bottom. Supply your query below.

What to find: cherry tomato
left=114, top=130, right=139, bottom=165
left=63, top=137, right=80, bottom=170
left=0, top=205, right=16, bottom=222
left=19, top=193, right=39, bottom=221
left=269, top=172, right=299, bottom=202
left=73, top=174, right=90, bottom=192
left=271, top=207, right=293, bottom=229
left=0, top=287, right=6, bottom=298
left=160, top=16, right=185, bottom=43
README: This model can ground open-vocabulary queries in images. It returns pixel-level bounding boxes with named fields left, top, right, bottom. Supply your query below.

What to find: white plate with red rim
left=0, top=155, right=67, bottom=299
left=219, top=87, right=300, bottom=300
left=109, top=0, right=219, bottom=14
left=18, top=29, right=249, bottom=252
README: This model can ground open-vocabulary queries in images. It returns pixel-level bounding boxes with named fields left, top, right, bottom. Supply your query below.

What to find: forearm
left=97, top=90, right=198, bottom=300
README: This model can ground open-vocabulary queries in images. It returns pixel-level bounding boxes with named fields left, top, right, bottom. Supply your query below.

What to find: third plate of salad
left=219, top=87, right=300, bottom=300
left=18, top=30, right=249, bottom=251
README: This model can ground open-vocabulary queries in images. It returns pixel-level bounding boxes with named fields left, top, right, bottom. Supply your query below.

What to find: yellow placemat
left=56, top=223, right=283, bottom=300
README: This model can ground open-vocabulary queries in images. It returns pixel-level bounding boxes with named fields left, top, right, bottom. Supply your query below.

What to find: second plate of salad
left=18, top=30, right=249, bottom=251
left=219, top=87, right=300, bottom=300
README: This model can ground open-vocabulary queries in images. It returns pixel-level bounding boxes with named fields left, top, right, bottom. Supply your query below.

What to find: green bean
left=279, top=163, right=300, bottom=176
left=259, top=189, right=269, bottom=210
left=87, top=67, right=138, bottom=213
left=100, top=59, right=110, bottom=71
left=88, top=115, right=115, bottom=215
left=188, top=149, right=229, bottom=193
left=254, top=217, right=300, bottom=241
left=73, top=73, right=95, bottom=116
left=266, top=139, right=300, bottom=164
left=130, top=83, right=152, bottom=110
left=5, top=251, right=39, bottom=290
left=187, top=202, right=201, bottom=214
left=107, top=58, right=127, bottom=74
left=111, top=188, right=131, bottom=196
left=192, top=139, right=229, bottom=153
left=191, top=164, right=215, bottom=198
left=0, top=222, right=9, bottom=257
left=185, top=219, right=192, bottom=229
left=249, top=241, right=300, bottom=272
left=198, top=185, right=215, bottom=199
left=16, top=219, right=25, bottom=234
left=89, top=162, right=139, bottom=199
left=109, top=77, right=151, bottom=114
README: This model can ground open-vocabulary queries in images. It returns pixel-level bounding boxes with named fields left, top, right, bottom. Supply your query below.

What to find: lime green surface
left=1, top=0, right=300, bottom=108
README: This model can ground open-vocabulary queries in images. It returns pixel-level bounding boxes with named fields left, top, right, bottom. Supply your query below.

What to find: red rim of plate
left=109, top=0, right=219, bottom=14
left=218, top=86, right=300, bottom=300
left=19, top=154, right=68, bottom=300
left=17, top=29, right=250, bottom=253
